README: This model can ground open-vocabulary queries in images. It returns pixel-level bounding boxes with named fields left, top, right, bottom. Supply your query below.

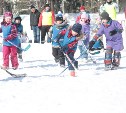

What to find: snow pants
left=3, top=46, right=19, bottom=68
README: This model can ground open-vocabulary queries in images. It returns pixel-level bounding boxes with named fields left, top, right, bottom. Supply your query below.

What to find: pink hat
left=81, top=12, right=88, bottom=19
left=4, top=12, right=13, bottom=18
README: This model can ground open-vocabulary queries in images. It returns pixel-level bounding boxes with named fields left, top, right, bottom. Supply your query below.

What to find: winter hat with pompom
left=56, top=14, right=63, bottom=21
left=72, top=23, right=82, bottom=34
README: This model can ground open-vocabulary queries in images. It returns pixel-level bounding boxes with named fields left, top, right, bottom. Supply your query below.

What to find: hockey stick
left=7, top=40, right=31, bottom=51
left=58, top=50, right=87, bottom=76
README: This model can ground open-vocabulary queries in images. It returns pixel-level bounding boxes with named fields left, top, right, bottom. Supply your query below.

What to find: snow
left=0, top=13, right=126, bottom=113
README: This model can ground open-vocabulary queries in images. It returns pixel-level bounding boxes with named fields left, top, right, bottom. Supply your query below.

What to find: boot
left=70, top=70, right=76, bottom=77
left=105, top=64, right=111, bottom=71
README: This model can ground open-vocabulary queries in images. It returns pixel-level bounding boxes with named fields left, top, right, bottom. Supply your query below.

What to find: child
left=89, top=12, right=124, bottom=70
left=0, top=12, right=19, bottom=70
left=49, top=14, right=69, bottom=67
left=78, top=12, right=90, bottom=61
left=56, top=23, right=83, bottom=76
left=14, top=16, right=23, bottom=61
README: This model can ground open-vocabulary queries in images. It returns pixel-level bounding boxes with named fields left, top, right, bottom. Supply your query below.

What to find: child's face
left=5, top=17, right=12, bottom=23
left=101, top=19, right=108, bottom=25
left=15, top=19, right=21, bottom=24
left=72, top=30, right=78, bottom=36
left=56, top=20, right=63, bottom=24
left=81, top=18, right=87, bottom=23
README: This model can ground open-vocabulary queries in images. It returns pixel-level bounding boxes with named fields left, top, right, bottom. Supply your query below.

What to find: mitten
left=89, top=40, right=96, bottom=51
left=109, top=29, right=117, bottom=36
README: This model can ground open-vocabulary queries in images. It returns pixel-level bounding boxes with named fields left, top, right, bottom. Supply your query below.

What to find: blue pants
left=66, top=52, right=78, bottom=70
left=32, top=26, right=40, bottom=43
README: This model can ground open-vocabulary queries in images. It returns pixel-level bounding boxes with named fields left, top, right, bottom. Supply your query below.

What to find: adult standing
left=103, top=0, right=119, bottom=20
left=38, top=3, right=55, bottom=44
left=30, top=5, right=40, bottom=43
left=99, top=0, right=106, bottom=14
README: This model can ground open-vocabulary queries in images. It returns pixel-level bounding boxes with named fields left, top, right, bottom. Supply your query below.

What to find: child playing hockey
left=56, top=23, right=83, bottom=76
left=89, top=12, right=124, bottom=70
left=14, top=16, right=23, bottom=61
left=49, top=14, right=69, bottom=67
left=0, top=12, right=19, bottom=70
left=78, top=12, right=90, bottom=62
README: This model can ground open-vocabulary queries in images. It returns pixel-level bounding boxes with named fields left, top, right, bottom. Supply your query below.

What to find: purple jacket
left=96, top=20, right=124, bottom=51
left=78, top=23, right=90, bottom=46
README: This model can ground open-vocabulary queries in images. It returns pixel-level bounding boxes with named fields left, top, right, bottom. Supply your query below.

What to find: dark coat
left=30, top=9, right=40, bottom=26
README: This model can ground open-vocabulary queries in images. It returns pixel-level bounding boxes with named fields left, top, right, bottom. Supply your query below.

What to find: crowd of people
left=0, top=0, right=125, bottom=77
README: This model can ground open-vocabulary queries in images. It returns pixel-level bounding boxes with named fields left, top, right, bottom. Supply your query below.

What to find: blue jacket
left=2, top=24, right=19, bottom=46
left=60, top=31, right=77, bottom=53
left=52, top=24, right=68, bottom=47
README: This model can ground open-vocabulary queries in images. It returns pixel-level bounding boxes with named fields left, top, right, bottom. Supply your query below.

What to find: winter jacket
left=78, top=23, right=90, bottom=46
left=50, top=22, right=69, bottom=47
left=30, top=9, right=40, bottom=26
left=59, top=30, right=78, bottom=54
left=94, top=20, right=124, bottom=51
left=15, top=23, right=23, bottom=34
left=0, top=23, right=19, bottom=46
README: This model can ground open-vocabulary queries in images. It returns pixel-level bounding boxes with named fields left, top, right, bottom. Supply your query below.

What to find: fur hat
left=4, top=12, right=13, bottom=18
left=72, top=23, right=82, bottom=34
left=100, top=12, right=110, bottom=20
left=80, top=6, right=85, bottom=11
left=56, top=14, right=63, bottom=21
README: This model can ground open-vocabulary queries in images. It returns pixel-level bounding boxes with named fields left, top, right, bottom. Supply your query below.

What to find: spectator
left=38, top=3, right=55, bottom=44
left=103, top=0, right=119, bottom=20
left=99, top=0, right=106, bottom=14
left=30, top=5, right=40, bottom=43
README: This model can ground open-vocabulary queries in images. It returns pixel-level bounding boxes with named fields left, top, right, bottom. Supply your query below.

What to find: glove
left=89, top=40, right=96, bottom=51
left=109, top=29, right=117, bottom=36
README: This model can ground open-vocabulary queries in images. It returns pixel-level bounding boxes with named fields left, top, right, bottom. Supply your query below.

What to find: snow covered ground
left=0, top=13, right=126, bottom=113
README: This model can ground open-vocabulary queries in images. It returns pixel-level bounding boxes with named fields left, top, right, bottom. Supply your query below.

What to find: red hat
left=80, top=6, right=85, bottom=10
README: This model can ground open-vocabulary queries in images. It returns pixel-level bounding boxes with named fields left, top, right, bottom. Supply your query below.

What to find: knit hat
left=30, top=5, right=35, bottom=9
left=15, top=16, right=22, bottom=22
left=80, top=6, right=85, bottom=11
left=4, top=12, right=13, bottom=18
left=56, top=14, right=63, bottom=21
left=44, top=3, right=50, bottom=7
left=72, top=23, right=82, bottom=34
left=100, top=12, right=110, bottom=20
